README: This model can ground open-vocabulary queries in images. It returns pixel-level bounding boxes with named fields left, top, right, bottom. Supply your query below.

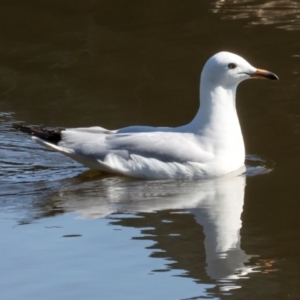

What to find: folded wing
left=36, top=128, right=214, bottom=178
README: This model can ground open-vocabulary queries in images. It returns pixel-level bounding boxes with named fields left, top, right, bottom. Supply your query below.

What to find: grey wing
left=104, top=132, right=213, bottom=164
left=59, top=129, right=213, bottom=164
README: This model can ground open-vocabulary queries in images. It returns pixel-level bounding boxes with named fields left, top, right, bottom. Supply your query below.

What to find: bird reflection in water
left=39, top=166, right=278, bottom=294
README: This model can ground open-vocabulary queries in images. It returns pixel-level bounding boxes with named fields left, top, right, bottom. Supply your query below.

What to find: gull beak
left=249, top=68, right=279, bottom=80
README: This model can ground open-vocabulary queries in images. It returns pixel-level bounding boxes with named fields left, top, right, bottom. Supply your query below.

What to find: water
left=1, top=1, right=300, bottom=299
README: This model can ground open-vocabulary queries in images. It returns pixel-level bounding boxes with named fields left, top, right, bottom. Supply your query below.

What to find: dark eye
left=228, top=63, right=237, bottom=69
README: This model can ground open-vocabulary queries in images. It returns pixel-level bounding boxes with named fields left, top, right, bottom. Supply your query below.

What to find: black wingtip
left=13, top=124, right=63, bottom=145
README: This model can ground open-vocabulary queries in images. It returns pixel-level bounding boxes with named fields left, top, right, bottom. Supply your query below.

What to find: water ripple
left=0, top=113, right=84, bottom=184
left=245, top=154, right=275, bottom=176
left=211, top=0, right=300, bottom=31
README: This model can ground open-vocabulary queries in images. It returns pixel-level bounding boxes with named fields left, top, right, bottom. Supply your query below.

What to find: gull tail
left=12, top=124, right=109, bottom=171
left=12, top=124, right=63, bottom=145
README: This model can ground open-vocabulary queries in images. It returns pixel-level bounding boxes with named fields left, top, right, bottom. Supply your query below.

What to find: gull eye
left=228, top=63, right=237, bottom=69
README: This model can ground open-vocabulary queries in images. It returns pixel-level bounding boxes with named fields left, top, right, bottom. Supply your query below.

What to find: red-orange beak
left=249, top=68, right=279, bottom=80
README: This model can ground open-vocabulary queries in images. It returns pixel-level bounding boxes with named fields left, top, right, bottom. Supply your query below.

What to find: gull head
left=201, top=51, right=278, bottom=87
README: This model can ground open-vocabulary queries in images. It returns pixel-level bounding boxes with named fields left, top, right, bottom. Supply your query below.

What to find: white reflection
left=189, top=175, right=250, bottom=280
left=50, top=166, right=254, bottom=281
left=211, top=0, right=300, bottom=30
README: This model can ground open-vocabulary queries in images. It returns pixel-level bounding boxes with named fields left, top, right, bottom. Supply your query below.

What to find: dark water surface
left=2, top=1, right=300, bottom=299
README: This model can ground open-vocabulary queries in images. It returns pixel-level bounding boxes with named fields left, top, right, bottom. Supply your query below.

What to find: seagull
left=14, top=52, right=278, bottom=179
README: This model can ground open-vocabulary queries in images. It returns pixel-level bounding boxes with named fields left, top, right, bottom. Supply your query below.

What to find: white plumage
left=31, top=51, right=278, bottom=179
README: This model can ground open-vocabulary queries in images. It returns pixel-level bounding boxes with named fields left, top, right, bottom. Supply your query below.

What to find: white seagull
left=14, top=52, right=278, bottom=179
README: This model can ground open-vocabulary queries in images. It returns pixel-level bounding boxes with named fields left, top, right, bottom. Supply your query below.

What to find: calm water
left=1, top=1, right=300, bottom=299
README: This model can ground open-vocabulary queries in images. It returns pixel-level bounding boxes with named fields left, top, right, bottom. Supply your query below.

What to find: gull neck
left=188, top=79, right=239, bottom=133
